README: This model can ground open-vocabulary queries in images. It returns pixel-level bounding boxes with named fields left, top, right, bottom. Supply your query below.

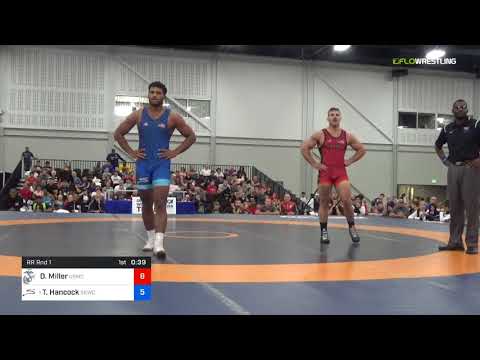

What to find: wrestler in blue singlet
left=136, top=107, right=173, bottom=190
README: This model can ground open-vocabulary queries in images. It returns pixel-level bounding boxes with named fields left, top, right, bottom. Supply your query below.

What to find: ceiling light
left=333, top=45, right=351, bottom=52
left=426, top=48, right=446, bottom=60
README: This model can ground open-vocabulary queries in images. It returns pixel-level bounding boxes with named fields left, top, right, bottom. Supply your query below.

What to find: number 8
left=140, top=273, right=145, bottom=280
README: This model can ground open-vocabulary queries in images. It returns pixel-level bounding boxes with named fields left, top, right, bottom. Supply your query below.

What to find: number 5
left=140, top=289, right=145, bottom=296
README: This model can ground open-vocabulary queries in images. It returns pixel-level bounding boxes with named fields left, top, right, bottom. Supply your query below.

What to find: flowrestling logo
left=392, top=58, right=457, bottom=65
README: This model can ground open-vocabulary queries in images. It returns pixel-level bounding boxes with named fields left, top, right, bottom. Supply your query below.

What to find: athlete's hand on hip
left=344, top=159, right=353, bottom=167
left=130, top=149, right=146, bottom=160
left=158, top=149, right=178, bottom=160
left=466, top=158, right=480, bottom=169
left=312, top=162, right=328, bottom=171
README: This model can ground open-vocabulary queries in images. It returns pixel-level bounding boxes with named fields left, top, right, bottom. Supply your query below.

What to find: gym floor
left=1, top=212, right=480, bottom=315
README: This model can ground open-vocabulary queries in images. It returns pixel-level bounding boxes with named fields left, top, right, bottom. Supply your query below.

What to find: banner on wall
left=131, top=197, right=176, bottom=215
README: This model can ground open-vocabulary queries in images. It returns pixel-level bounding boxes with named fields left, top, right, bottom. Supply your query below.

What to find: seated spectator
left=371, top=199, right=385, bottom=216
left=63, top=194, right=77, bottom=213
left=33, top=185, right=44, bottom=199
left=265, top=186, right=273, bottom=197
left=118, top=161, right=133, bottom=175
left=42, top=161, right=53, bottom=173
left=206, top=179, right=218, bottom=195
left=89, top=193, right=105, bottom=213
left=425, top=196, right=440, bottom=221
left=247, top=199, right=258, bottom=215
left=102, top=161, right=113, bottom=174
left=19, top=184, right=33, bottom=202
left=200, top=166, right=212, bottom=177
left=111, top=171, right=122, bottom=186
left=25, top=172, right=39, bottom=187
left=329, top=193, right=341, bottom=216
left=213, top=168, right=224, bottom=178
left=280, top=193, right=297, bottom=215
left=39, top=169, right=49, bottom=182
left=93, top=162, right=102, bottom=177
left=80, top=194, right=91, bottom=213
left=255, top=186, right=267, bottom=205
left=252, top=176, right=260, bottom=188
left=114, top=180, right=127, bottom=200
left=212, top=201, right=222, bottom=214
left=54, top=194, right=65, bottom=209
left=300, top=192, right=308, bottom=205
left=41, top=191, right=54, bottom=207
left=6, top=189, right=23, bottom=211
left=232, top=199, right=244, bottom=214
left=389, top=199, right=411, bottom=219
left=259, top=197, right=280, bottom=215
left=408, top=200, right=427, bottom=220
left=237, top=166, right=247, bottom=180
left=32, top=197, right=47, bottom=212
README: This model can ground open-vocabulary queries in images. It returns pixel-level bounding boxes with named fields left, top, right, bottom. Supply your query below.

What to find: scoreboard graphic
left=21, top=257, right=151, bottom=302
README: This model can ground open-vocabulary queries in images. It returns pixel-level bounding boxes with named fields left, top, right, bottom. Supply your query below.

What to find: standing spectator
left=21, top=147, right=35, bottom=172
left=280, top=193, right=297, bottom=215
left=106, top=149, right=124, bottom=170
left=252, top=176, right=260, bottom=188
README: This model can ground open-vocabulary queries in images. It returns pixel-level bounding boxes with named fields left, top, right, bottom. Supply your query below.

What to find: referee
left=435, top=99, right=480, bottom=255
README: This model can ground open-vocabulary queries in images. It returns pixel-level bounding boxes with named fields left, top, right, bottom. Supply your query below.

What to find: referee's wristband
left=441, top=156, right=449, bottom=165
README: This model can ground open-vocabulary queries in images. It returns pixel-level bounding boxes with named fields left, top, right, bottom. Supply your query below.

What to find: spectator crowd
left=7, top=148, right=450, bottom=222
left=305, top=191, right=450, bottom=223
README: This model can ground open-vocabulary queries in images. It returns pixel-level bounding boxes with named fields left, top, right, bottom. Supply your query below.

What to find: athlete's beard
left=149, top=99, right=163, bottom=109
left=329, top=121, right=340, bottom=128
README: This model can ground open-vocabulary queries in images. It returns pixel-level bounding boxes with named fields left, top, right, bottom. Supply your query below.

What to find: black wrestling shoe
left=438, top=244, right=465, bottom=251
left=320, top=229, right=330, bottom=244
left=349, top=226, right=360, bottom=244
left=466, top=247, right=478, bottom=255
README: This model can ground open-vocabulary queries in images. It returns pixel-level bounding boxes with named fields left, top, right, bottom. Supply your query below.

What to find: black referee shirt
left=435, top=118, right=480, bottom=163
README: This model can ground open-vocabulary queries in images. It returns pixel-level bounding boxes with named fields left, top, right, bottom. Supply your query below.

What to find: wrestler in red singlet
left=318, top=128, right=349, bottom=187
left=301, top=107, right=366, bottom=246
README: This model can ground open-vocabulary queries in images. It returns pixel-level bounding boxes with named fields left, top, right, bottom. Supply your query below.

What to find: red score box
left=134, top=268, right=151, bottom=285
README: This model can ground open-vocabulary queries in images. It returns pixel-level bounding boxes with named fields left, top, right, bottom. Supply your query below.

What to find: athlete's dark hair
left=148, top=81, right=167, bottom=95
left=328, top=107, right=340, bottom=114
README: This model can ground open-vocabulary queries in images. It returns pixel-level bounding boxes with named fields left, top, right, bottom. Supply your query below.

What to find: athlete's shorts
left=318, top=166, right=349, bottom=187
left=136, top=160, right=171, bottom=190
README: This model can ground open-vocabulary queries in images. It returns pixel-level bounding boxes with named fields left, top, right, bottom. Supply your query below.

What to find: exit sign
left=432, top=179, right=437, bottom=184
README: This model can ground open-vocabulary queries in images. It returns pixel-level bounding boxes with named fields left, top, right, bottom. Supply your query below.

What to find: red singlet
left=318, top=129, right=349, bottom=186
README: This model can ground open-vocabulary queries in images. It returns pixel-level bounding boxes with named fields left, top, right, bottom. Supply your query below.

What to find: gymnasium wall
left=0, top=45, right=478, bottom=197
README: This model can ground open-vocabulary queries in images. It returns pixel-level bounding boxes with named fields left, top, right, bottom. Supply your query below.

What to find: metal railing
left=27, top=159, right=293, bottom=199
